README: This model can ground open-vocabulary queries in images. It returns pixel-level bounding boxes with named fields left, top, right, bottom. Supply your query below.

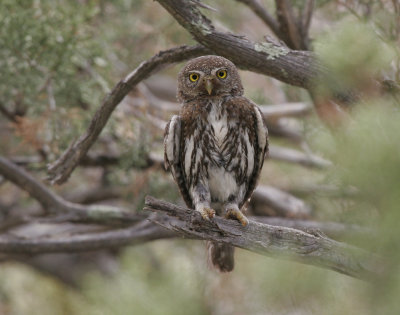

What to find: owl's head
left=177, top=55, right=243, bottom=102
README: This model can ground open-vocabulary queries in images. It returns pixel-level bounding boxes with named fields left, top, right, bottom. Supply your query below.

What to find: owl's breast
left=208, top=110, right=229, bottom=149
left=181, top=100, right=255, bottom=201
left=206, top=104, right=236, bottom=165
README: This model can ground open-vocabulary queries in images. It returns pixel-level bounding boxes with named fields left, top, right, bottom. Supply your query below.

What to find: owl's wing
left=242, top=100, right=269, bottom=208
left=164, top=115, right=194, bottom=209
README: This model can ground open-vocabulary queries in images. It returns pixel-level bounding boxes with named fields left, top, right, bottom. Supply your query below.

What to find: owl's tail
left=206, top=241, right=235, bottom=272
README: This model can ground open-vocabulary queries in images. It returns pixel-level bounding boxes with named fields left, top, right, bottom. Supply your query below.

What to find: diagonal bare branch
left=47, top=44, right=210, bottom=185
left=0, top=156, right=62, bottom=211
left=144, top=196, right=383, bottom=281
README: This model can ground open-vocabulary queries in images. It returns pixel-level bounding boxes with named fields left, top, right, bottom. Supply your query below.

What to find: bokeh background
left=0, top=0, right=399, bottom=314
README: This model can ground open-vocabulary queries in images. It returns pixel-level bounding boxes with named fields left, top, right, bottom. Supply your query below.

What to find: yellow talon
left=225, top=208, right=249, bottom=226
left=200, top=207, right=215, bottom=220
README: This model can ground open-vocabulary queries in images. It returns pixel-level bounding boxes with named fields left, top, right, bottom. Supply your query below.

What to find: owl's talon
left=199, top=207, right=215, bottom=220
left=225, top=208, right=249, bottom=226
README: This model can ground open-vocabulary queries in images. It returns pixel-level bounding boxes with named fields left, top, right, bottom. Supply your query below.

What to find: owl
left=164, top=55, right=268, bottom=272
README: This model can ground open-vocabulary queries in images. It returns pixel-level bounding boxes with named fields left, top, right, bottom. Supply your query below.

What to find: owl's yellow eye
left=189, top=73, right=199, bottom=82
left=217, top=70, right=227, bottom=79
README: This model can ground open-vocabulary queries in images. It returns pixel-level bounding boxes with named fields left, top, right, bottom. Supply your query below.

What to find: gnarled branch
left=144, top=196, right=382, bottom=281
left=157, top=0, right=320, bottom=88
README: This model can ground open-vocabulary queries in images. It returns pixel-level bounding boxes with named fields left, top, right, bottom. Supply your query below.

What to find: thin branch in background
left=275, top=0, right=303, bottom=50
left=251, top=185, right=312, bottom=218
left=0, top=156, right=63, bottom=212
left=260, top=102, right=312, bottom=118
left=285, top=183, right=359, bottom=198
left=267, top=118, right=304, bottom=142
left=337, top=0, right=363, bottom=20
left=144, top=196, right=383, bottom=281
left=269, top=145, right=332, bottom=169
left=302, top=0, right=315, bottom=32
left=0, top=156, right=144, bottom=225
left=301, top=0, right=315, bottom=47
left=0, top=221, right=175, bottom=254
left=236, top=0, right=283, bottom=39
left=47, top=44, right=210, bottom=185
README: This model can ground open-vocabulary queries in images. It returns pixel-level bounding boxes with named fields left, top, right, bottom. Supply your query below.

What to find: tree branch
left=0, top=156, right=62, bottom=211
left=157, top=0, right=319, bottom=88
left=301, top=0, right=315, bottom=39
left=254, top=217, right=373, bottom=241
left=47, top=44, right=210, bottom=185
left=251, top=185, right=312, bottom=218
left=144, top=196, right=382, bottom=280
left=0, top=156, right=144, bottom=225
left=0, top=221, right=175, bottom=254
left=275, top=0, right=304, bottom=50
left=236, top=0, right=283, bottom=39
left=269, top=145, right=332, bottom=169
left=260, top=102, right=312, bottom=118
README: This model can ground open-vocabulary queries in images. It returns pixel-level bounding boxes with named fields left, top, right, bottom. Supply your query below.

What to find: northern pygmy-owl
left=164, top=55, right=268, bottom=272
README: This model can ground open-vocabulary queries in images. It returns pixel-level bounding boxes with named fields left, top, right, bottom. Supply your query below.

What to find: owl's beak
left=205, top=79, right=213, bottom=95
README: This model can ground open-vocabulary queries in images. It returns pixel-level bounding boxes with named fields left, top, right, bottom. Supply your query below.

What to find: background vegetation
left=0, top=0, right=399, bottom=314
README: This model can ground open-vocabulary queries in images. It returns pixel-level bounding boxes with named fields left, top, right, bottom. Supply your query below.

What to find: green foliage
left=72, top=244, right=209, bottom=315
left=0, top=0, right=112, bottom=155
left=0, top=0, right=106, bottom=112
left=314, top=19, right=395, bottom=94
left=311, top=102, right=400, bottom=314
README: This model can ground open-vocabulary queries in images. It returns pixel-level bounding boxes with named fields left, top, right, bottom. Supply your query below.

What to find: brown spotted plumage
left=164, top=55, right=268, bottom=272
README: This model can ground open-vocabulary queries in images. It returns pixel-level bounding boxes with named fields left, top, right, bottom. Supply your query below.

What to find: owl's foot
left=225, top=208, right=249, bottom=226
left=198, top=207, right=215, bottom=220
